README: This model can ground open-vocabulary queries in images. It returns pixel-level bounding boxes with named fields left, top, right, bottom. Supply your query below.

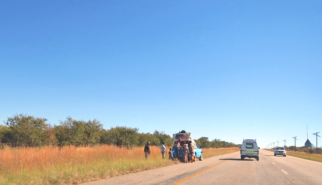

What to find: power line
left=293, top=136, right=297, bottom=147
left=313, top=132, right=320, bottom=150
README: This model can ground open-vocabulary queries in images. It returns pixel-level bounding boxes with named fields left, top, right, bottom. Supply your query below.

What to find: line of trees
left=195, top=137, right=237, bottom=148
left=0, top=114, right=237, bottom=148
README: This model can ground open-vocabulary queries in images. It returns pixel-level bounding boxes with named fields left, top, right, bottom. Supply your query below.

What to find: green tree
left=139, top=133, right=159, bottom=146
left=196, top=137, right=211, bottom=148
left=103, top=127, right=139, bottom=148
left=99, top=129, right=109, bottom=144
left=0, top=125, right=11, bottom=143
left=5, top=114, right=49, bottom=147
left=153, top=130, right=172, bottom=146
left=55, top=117, right=102, bottom=146
left=70, top=120, right=86, bottom=146
left=55, top=117, right=74, bottom=146
left=84, top=119, right=103, bottom=145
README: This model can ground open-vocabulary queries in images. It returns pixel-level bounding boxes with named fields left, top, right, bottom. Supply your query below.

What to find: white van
left=240, top=139, right=259, bottom=161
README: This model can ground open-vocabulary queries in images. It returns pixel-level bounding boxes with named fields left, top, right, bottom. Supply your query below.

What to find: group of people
left=143, top=138, right=195, bottom=163
left=172, top=137, right=195, bottom=162
left=144, top=141, right=167, bottom=159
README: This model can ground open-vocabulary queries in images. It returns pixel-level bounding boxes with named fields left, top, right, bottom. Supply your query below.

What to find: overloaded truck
left=171, top=130, right=203, bottom=162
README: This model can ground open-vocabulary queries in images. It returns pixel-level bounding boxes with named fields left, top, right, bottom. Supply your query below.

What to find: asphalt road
left=82, top=150, right=322, bottom=185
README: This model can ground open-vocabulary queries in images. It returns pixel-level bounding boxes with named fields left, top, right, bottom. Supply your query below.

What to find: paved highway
left=83, top=150, right=322, bottom=185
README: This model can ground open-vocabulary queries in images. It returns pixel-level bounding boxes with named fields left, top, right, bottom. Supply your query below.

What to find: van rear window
left=246, top=143, right=253, bottom=149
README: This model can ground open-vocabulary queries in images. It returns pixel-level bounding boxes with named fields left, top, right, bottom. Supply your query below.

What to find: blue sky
left=1, top=0, right=321, bottom=148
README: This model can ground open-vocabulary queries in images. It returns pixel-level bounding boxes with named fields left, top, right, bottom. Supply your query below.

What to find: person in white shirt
left=161, top=142, right=166, bottom=159
left=169, top=147, right=174, bottom=159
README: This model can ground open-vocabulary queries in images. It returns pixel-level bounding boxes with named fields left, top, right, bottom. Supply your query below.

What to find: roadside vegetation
left=285, top=146, right=322, bottom=154
left=267, top=147, right=322, bottom=163
left=0, top=145, right=239, bottom=185
left=0, top=114, right=237, bottom=148
left=0, top=114, right=239, bottom=184
left=286, top=151, right=322, bottom=163
left=202, top=147, right=239, bottom=158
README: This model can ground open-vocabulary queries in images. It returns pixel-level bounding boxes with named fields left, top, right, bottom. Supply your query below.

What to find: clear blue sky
left=1, top=0, right=321, bottom=148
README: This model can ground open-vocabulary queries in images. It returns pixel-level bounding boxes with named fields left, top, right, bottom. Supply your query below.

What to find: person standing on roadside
left=161, top=142, right=166, bottom=159
left=176, top=138, right=182, bottom=158
left=169, top=147, right=173, bottom=159
left=144, top=141, right=151, bottom=159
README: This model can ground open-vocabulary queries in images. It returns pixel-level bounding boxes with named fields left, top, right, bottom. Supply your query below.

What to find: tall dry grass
left=0, top=146, right=238, bottom=185
left=202, top=147, right=239, bottom=158
left=287, top=151, right=322, bottom=162
left=0, top=145, right=175, bottom=185
left=266, top=149, right=322, bottom=163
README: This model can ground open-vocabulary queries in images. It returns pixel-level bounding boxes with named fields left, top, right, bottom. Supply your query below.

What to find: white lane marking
left=272, top=162, right=275, bottom=165
left=281, top=169, right=288, bottom=174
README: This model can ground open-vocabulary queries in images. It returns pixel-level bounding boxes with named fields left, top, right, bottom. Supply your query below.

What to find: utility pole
left=283, top=139, right=286, bottom=147
left=313, top=132, right=320, bottom=151
left=293, top=136, right=297, bottom=147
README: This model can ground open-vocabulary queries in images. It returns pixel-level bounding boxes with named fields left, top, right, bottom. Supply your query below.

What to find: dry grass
left=266, top=149, right=322, bottom=163
left=0, top=146, right=238, bottom=185
left=286, top=151, right=322, bottom=163
left=202, top=147, right=240, bottom=158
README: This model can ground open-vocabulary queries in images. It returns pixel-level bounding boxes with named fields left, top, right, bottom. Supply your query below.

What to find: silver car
left=274, top=147, right=286, bottom=157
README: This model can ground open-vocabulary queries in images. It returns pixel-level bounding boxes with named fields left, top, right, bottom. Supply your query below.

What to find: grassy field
left=266, top=149, right=322, bottom=163
left=286, top=151, right=322, bottom=162
left=0, top=146, right=239, bottom=185
left=202, top=147, right=239, bottom=158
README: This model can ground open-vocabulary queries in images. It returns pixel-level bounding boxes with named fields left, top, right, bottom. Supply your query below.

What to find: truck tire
left=199, top=154, right=203, bottom=161
left=241, top=156, right=245, bottom=160
left=257, top=157, right=259, bottom=161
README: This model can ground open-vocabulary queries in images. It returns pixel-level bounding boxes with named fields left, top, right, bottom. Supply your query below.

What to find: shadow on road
left=219, top=158, right=254, bottom=161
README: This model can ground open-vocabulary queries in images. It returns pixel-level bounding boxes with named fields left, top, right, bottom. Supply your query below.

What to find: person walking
left=144, top=141, right=150, bottom=159
left=161, top=142, right=166, bottom=159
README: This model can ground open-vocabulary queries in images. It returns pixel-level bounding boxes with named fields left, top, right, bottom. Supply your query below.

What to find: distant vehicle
left=240, top=139, right=259, bottom=161
left=274, top=147, right=287, bottom=157
left=172, top=130, right=203, bottom=162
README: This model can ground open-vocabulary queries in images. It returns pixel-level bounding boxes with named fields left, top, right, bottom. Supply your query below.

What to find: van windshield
left=276, top=147, right=284, bottom=150
left=246, top=143, right=253, bottom=149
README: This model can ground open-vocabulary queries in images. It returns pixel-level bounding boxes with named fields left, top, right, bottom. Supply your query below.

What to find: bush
left=4, top=114, right=49, bottom=147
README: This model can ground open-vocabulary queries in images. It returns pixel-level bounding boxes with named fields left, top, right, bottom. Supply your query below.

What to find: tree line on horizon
left=0, top=114, right=237, bottom=148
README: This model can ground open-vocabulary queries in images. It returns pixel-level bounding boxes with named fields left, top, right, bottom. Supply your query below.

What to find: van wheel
left=199, top=154, right=203, bottom=161
left=257, top=157, right=259, bottom=161
left=274, top=154, right=276, bottom=156
left=284, top=155, right=286, bottom=157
